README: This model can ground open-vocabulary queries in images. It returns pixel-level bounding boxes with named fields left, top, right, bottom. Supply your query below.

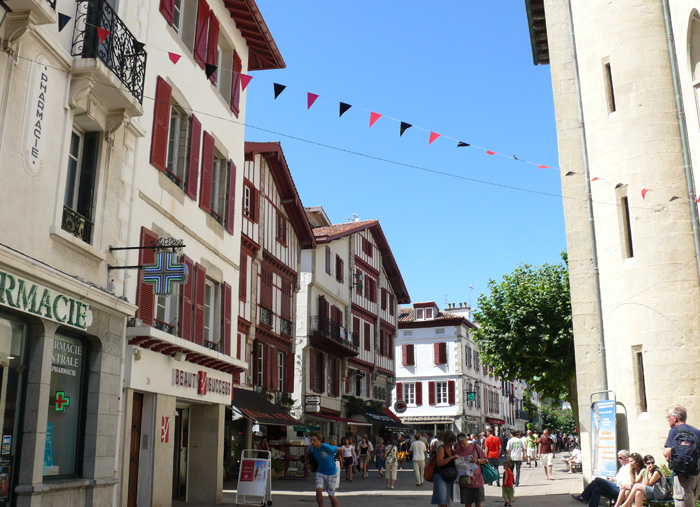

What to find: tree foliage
left=541, top=403, right=577, bottom=435
left=473, top=252, right=575, bottom=406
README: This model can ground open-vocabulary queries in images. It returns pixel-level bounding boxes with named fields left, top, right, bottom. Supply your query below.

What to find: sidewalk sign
left=235, top=449, right=272, bottom=506
left=590, top=390, right=617, bottom=478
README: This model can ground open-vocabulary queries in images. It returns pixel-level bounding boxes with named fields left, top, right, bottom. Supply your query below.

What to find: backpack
left=669, top=429, right=700, bottom=476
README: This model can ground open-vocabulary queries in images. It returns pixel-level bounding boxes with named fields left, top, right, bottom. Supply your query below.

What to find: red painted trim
left=351, top=303, right=376, bottom=322
left=237, top=317, right=251, bottom=332
left=413, top=302, right=438, bottom=309
left=255, top=326, right=292, bottom=348
left=379, top=319, right=395, bottom=333
left=354, top=257, right=379, bottom=277
left=376, top=367, right=393, bottom=376
left=347, top=357, right=373, bottom=370
left=262, top=250, right=297, bottom=279
left=241, top=235, right=260, bottom=254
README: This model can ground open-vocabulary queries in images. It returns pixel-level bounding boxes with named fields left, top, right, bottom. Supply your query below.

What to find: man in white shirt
left=571, top=450, right=631, bottom=506
left=410, top=434, right=427, bottom=486
left=506, top=430, right=524, bottom=486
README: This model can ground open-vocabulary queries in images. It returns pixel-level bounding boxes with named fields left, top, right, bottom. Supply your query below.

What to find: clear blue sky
left=244, top=1, right=566, bottom=309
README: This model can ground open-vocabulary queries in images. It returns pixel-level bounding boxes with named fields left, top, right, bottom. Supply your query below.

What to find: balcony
left=71, top=0, right=146, bottom=114
left=516, top=409, right=530, bottom=421
left=309, top=316, right=359, bottom=357
left=280, top=318, right=292, bottom=337
left=259, top=306, right=272, bottom=327
left=4, top=0, right=57, bottom=26
left=61, top=206, right=93, bottom=244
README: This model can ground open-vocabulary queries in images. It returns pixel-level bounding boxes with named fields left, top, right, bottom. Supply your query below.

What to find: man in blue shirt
left=664, top=405, right=700, bottom=507
left=306, top=431, right=340, bottom=507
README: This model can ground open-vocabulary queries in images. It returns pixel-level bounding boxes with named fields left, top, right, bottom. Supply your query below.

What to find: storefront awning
left=487, top=417, right=506, bottom=425
left=350, top=407, right=414, bottom=431
left=380, top=408, right=415, bottom=431
left=307, top=412, right=372, bottom=426
left=232, top=388, right=301, bottom=426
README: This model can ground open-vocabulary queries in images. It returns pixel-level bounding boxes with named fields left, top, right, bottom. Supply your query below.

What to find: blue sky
left=244, top=1, right=566, bottom=309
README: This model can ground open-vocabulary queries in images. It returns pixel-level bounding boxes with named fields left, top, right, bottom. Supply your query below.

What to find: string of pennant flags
left=48, top=10, right=700, bottom=208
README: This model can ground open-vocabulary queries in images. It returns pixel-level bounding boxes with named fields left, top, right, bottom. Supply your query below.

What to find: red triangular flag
left=538, top=164, right=551, bottom=169
left=168, top=52, right=181, bottom=64
left=696, top=196, right=700, bottom=203
left=307, top=93, right=319, bottom=110
left=369, top=112, right=381, bottom=128
left=642, top=188, right=653, bottom=199
left=240, top=74, right=253, bottom=91
left=591, top=177, right=603, bottom=181
left=96, top=27, right=110, bottom=43
left=486, top=150, right=497, bottom=155
left=428, top=132, right=440, bottom=145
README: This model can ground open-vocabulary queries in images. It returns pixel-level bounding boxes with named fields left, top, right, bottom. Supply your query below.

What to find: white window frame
left=173, top=0, right=183, bottom=33
left=257, top=343, right=264, bottom=386
left=277, top=351, right=284, bottom=392
left=204, top=280, right=216, bottom=345
left=243, top=184, right=252, bottom=217
left=404, top=382, right=416, bottom=406
left=416, top=308, right=424, bottom=320
left=166, top=102, right=189, bottom=186
left=436, top=381, right=448, bottom=405
left=155, top=288, right=179, bottom=334
left=425, top=308, right=433, bottom=319
left=64, top=130, right=83, bottom=211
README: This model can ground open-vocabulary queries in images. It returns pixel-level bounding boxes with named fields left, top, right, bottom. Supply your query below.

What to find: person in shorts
left=306, top=431, right=340, bottom=507
left=525, top=430, right=537, bottom=467
left=537, top=429, right=556, bottom=481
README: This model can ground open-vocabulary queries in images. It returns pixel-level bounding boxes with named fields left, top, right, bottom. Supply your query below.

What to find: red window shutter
left=381, top=288, right=387, bottom=310
left=136, top=227, right=159, bottom=326
left=318, top=295, right=326, bottom=321
left=364, top=322, right=371, bottom=351
left=285, top=352, right=294, bottom=393
left=408, top=344, right=414, bottom=365
left=225, top=160, right=236, bottom=234
left=180, top=254, right=194, bottom=340
left=252, top=188, right=260, bottom=222
left=193, top=263, right=206, bottom=345
left=199, top=131, right=214, bottom=212
left=416, top=382, right=423, bottom=406
left=401, top=344, right=408, bottom=366
left=389, top=294, right=394, bottom=316
left=428, top=381, right=436, bottom=405
left=352, top=317, right=359, bottom=346
left=222, top=282, right=232, bottom=355
left=236, top=332, right=241, bottom=360
left=231, top=51, right=242, bottom=117
left=434, top=343, right=440, bottom=364
left=319, top=353, right=325, bottom=393
left=260, top=268, right=272, bottom=310
left=440, top=342, right=447, bottom=364
left=193, top=0, right=209, bottom=68
left=334, top=359, right=340, bottom=397
left=396, top=382, right=403, bottom=400
left=448, top=380, right=455, bottom=405
left=270, top=345, right=277, bottom=390
left=325, top=246, right=331, bottom=274
left=206, top=12, right=219, bottom=83
left=239, top=253, right=247, bottom=300
left=150, top=76, right=171, bottom=172
left=159, top=0, right=174, bottom=25
left=186, top=114, right=201, bottom=200
left=309, top=349, right=316, bottom=393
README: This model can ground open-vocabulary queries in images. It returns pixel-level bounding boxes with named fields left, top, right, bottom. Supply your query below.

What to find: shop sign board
left=305, top=395, right=320, bottom=413
left=0, top=269, right=92, bottom=330
left=237, top=457, right=268, bottom=497
left=591, top=397, right=617, bottom=478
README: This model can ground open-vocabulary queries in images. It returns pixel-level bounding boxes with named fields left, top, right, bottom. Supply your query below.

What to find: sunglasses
left=646, top=461, right=655, bottom=465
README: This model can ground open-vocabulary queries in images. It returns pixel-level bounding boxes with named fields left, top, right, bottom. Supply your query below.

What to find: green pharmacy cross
left=142, top=252, right=188, bottom=296
left=466, top=391, right=477, bottom=402
left=54, top=391, right=70, bottom=412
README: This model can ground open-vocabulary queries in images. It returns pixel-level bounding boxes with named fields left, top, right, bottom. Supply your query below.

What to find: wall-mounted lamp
left=350, top=271, right=364, bottom=289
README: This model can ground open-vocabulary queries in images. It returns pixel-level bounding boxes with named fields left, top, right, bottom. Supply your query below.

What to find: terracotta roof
left=223, top=0, right=285, bottom=71
left=399, top=307, right=475, bottom=328
left=312, top=220, right=378, bottom=240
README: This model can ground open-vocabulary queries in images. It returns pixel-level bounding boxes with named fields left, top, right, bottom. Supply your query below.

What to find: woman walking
left=358, top=436, right=372, bottom=479
left=375, top=438, right=386, bottom=478
left=342, top=437, right=357, bottom=482
left=432, top=431, right=459, bottom=507
left=384, top=437, right=399, bottom=489
left=453, top=432, right=488, bottom=507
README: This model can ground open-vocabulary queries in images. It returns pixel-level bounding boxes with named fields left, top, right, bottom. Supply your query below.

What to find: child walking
left=502, top=460, right=515, bottom=506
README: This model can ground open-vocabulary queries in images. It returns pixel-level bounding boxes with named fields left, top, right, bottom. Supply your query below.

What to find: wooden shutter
left=318, top=295, right=326, bottom=321
left=260, top=268, right=272, bottom=310
left=434, top=343, right=440, bottom=364
left=396, top=382, right=403, bottom=400
left=231, top=51, right=242, bottom=117
left=180, top=254, right=194, bottom=341
left=225, top=160, right=236, bottom=234
left=136, top=227, right=158, bottom=326
left=159, top=0, right=174, bottom=25
left=389, top=294, right=394, bottom=315
left=239, top=253, right=247, bottom=300
left=416, top=381, right=423, bottom=406
left=193, top=263, right=206, bottom=345
left=352, top=317, right=359, bottom=346
left=309, top=349, right=316, bottom=392
left=319, top=353, right=325, bottom=393
left=428, top=381, right=436, bottom=405
left=407, top=344, right=414, bottom=365
left=206, top=12, right=219, bottom=83
left=150, top=77, right=171, bottom=172
left=193, top=0, right=210, bottom=68
left=325, top=246, right=331, bottom=274
left=270, top=345, right=277, bottom=390
left=364, top=322, right=370, bottom=351
left=440, top=342, right=447, bottom=364
left=186, top=114, right=201, bottom=200
left=381, top=288, right=387, bottom=310
left=334, top=359, right=340, bottom=397
left=448, top=380, right=455, bottom=405
left=281, top=281, right=292, bottom=321
left=222, top=282, right=232, bottom=355
left=285, top=352, right=294, bottom=393
left=199, top=131, right=214, bottom=212
left=401, top=344, right=408, bottom=366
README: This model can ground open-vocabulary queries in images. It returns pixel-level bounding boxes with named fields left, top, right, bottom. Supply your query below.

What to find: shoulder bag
left=481, top=461, right=499, bottom=484
left=434, top=445, right=458, bottom=482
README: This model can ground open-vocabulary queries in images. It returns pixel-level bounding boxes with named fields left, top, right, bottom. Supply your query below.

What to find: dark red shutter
left=318, top=295, right=326, bottom=321
left=206, top=12, right=219, bottom=83
left=260, top=268, right=272, bottom=310
left=193, top=0, right=209, bottom=68
left=364, top=322, right=371, bottom=351
left=319, top=353, right=325, bottom=393
left=225, top=160, right=236, bottom=234
left=434, top=343, right=440, bottom=364
left=231, top=51, right=242, bottom=117
left=402, top=344, right=408, bottom=366
left=159, top=0, right=174, bottom=25
left=199, top=131, right=214, bottom=212
left=416, top=382, right=423, bottom=406
left=180, top=254, right=194, bottom=341
left=285, top=352, right=294, bottom=393
left=325, top=246, right=331, bottom=273
left=222, top=282, right=232, bottom=355
left=193, top=263, right=206, bottom=345
left=136, top=227, right=158, bottom=326
left=352, top=317, right=359, bottom=346
left=309, top=349, right=316, bottom=392
left=239, top=253, right=247, bottom=300
left=448, top=380, right=456, bottom=405
left=270, top=345, right=277, bottom=390
left=381, top=288, right=387, bottom=310
left=334, top=359, right=340, bottom=397
left=389, top=294, right=394, bottom=315
left=396, top=382, right=403, bottom=400
left=408, top=344, right=414, bottom=365
left=236, top=331, right=241, bottom=359
left=428, top=381, right=436, bottom=405
left=186, top=114, right=201, bottom=200
left=150, top=77, right=171, bottom=172
left=440, top=342, right=447, bottom=364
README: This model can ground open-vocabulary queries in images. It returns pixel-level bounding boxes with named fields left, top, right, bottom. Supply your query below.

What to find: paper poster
left=237, top=458, right=268, bottom=496
left=591, top=399, right=617, bottom=478
left=1, top=436, right=10, bottom=455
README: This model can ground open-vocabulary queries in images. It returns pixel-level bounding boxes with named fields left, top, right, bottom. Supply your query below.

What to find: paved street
left=215, top=458, right=587, bottom=506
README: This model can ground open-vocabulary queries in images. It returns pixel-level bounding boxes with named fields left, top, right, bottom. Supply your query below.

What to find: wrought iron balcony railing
left=310, top=316, right=359, bottom=352
left=259, top=306, right=272, bottom=327
left=280, top=318, right=292, bottom=336
left=516, top=409, right=530, bottom=420
left=61, top=206, right=93, bottom=243
left=46, top=0, right=56, bottom=10
left=71, top=0, right=147, bottom=104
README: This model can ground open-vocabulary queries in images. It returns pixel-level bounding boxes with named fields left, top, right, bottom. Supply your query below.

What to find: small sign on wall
left=161, top=416, right=170, bottom=444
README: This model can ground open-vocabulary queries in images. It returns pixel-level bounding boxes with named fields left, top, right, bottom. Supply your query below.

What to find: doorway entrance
left=172, top=406, right=189, bottom=500
left=127, top=392, right=143, bottom=507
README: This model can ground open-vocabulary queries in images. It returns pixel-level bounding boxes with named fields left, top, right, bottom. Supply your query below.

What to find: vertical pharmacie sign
left=0, top=269, right=93, bottom=330
left=22, top=55, right=56, bottom=177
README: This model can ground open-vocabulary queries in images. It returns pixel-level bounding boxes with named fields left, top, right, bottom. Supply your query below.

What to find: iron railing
left=46, top=0, right=56, bottom=10
left=154, top=319, right=175, bottom=335
left=516, top=409, right=530, bottom=420
left=280, top=318, right=292, bottom=336
left=71, top=0, right=147, bottom=103
left=259, top=306, right=272, bottom=327
left=310, top=317, right=358, bottom=352
left=61, top=206, right=93, bottom=243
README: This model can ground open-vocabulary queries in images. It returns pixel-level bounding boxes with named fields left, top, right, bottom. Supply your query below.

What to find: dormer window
left=416, top=308, right=424, bottom=320
left=425, top=308, right=433, bottom=319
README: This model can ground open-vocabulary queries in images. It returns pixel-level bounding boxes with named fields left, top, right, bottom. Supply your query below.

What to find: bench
left=642, top=475, right=674, bottom=507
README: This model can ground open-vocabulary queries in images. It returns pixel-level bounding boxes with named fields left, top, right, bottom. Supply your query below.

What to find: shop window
left=44, top=334, right=87, bottom=478
left=62, top=130, right=100, bottom=244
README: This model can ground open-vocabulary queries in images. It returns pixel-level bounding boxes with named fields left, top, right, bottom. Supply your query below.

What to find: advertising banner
left=591, top=399, right=617, bottom=477
left=237, top=458, right=268, bottom=497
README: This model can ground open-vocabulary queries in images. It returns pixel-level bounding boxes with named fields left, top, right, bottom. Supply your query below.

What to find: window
left=465, top=345, right=472, bottom=369
left=45, top=334, right=87, bottom=478
left=172, top=0, right=183, bottom=33
left=277, top=351, right=284, bottom=392
left=352, top=317, right=360, bottom=347
left=436, top=381, right=448, bottom=405
left=165, top=102, right=189, bottom=185
left=381, top=288, right=387, bottom=310
left=325, top=246, right=331, bottom=274
left=335, top=255, right=344, bottom=283
left=389, top=294, right=394, bottom=316
left=276, top=212, right=287, bottom=245
left=209, top=149, right=227, bottom=223
left=257, top=343, right=264, bottom=386
left=327, top=357, right=336, bottom=397
left=62, top=130, right=100, bottom=243
left=354, top=370, right=366, bottom=397
left=155, top=288, right=179, bottom=335
left=404, top=382, right=415, bottom=405
left=434, top=342, right=447, bottom=365
left=634, top=347, right=648, bottom=412
left=416, top=308, right=424, bottom=320
left=239, top=253, right=247, bottom=301
left=313, top=351, right=324, bottom=393
left=364, top=322, right=371, bottom=351
left=361, top=237, right=372, bottom=257
left=203, top=280, right=217, bottom=349
left=425, top=308, right=433, bottom=319
left=243, top=179, right=258, bottom=222
left=365, top=277, right=376, bottom=303
left=402, top=344, right=415, bottom=366
left=355, top=270, right=363, bottom=296
left=604, top=60, right=616, bottom=113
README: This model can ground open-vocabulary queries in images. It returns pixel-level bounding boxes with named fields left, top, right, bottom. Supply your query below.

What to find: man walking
left=306, top=431, right=341, bottom=507
left=571, top=450, right=631, bottom=506
left=664, top=405, right=700, bottom=507
left=537, top=429, right=555, bottom=480
left=484, top=427, right=502, bottom=487
left=410, top=433, right=427, bottom=486
left=525, top=430, right=537, bottom=467
left=506, top=430, right=524, bottom=486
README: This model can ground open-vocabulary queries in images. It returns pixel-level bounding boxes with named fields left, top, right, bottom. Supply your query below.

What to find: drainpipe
left=564, top=0, right=608, bottom=391
left=660, top=0, right=700, bottom=283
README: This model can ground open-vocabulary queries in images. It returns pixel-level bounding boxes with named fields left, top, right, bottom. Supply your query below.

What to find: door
left=172, top=407, right=189, bottom=500
left=127, top=392, right=143, bottom=507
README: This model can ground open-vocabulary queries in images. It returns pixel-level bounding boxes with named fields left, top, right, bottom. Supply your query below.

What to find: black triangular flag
left=133, top=40, right=145, bottom=54
left=205, top=63, right=217, bottom=79
left=274, top=83, right=286, bottom=99
left=670, top=196, right=681, bottom=202
left=513, top=155, right=520, bottom=160
left=339, top=102, right=352, bottom=117
left=400, top=122, right=412, bottom=136
left=457, top=141, right=470, bottom=147
left=565, top=171, right=576, bottom=176
left=58, top=12, right=71, bottom=32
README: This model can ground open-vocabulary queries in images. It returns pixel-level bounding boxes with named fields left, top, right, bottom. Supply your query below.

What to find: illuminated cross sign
left=54, top=391, right=70, bottom=411
left=466, top=391, right=477, bottom=401
left=142, top=252, right=188, bottom=296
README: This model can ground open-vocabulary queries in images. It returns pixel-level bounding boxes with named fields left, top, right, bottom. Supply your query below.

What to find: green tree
left=540, top=403, right=577, bottom=435
left=473, top=252, right=577, bottom=422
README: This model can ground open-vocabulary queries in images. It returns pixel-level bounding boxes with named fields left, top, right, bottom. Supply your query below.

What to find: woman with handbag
left=454, top=433, right=489, bottom=507
left=384, top=437, right=399, bottom=489
left=432, top=431, right=459, bottom=507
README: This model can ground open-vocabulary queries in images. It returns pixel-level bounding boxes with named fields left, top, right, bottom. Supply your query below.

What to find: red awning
left=232, top=387, right=301, bottom=426
left=487, top=417, right=506, bottom=425
left=308, top=413, right=371, bottom=426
